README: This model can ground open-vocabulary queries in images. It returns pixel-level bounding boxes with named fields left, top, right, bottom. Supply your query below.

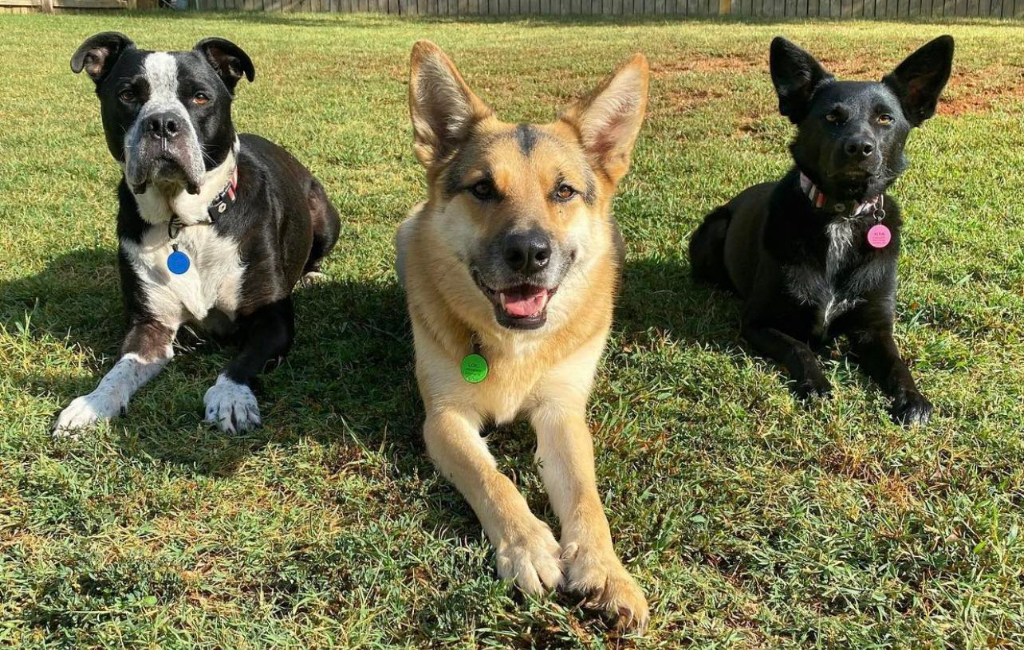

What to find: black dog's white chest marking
left=785, top=220, right=877, bottom=330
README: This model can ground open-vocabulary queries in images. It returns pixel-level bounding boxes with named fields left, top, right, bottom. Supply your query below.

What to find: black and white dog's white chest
left=121, top=219, right=245, bottom=330
left=784, top=220, right=889, bottom=330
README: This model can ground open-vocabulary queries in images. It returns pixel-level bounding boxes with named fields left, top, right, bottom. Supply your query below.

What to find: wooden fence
left=0, top=0, right=150, bottom=13
left=3, top=0, right=1021, bottom=17
left=188, top=0, right=1023, bottom=17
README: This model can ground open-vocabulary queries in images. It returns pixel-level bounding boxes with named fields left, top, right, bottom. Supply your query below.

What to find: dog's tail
left=688, top=206, right=734, bottom=292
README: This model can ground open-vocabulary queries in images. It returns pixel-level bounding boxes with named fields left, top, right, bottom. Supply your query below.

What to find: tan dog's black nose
left=503, top=231, right=551, bottom=275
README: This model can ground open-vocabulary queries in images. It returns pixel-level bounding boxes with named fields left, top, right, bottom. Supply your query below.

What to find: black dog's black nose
left=503, top=231, right=552, bottom=275
left=843, top=137, right=875, bottom=157
left=146, top=112, right=181, bottom=140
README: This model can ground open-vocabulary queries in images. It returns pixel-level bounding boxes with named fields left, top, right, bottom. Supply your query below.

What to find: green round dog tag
left=461, top=353, right=488, bottom=384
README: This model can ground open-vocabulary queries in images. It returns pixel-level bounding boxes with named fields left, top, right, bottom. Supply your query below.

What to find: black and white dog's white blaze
left=55, top=33, right=341, bottom=435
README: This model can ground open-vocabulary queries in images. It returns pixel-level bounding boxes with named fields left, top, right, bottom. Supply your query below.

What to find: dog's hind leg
left=204, top=297, right=295, bottom=433
left=688, top=206, right=734, bottom=291
left=53, top=319, right=175, bottom=435
left=423, top=408, right=563, bottom=596
left=302, top=178, right=341, bottom=284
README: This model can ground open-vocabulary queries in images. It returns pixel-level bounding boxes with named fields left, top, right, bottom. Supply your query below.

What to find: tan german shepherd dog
left=396, top=41, right=650, bottom=629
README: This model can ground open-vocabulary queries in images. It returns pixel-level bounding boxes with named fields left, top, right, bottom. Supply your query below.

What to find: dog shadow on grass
left=617, top=253, right=742, bottom=349
left=2, top=247, right=737, bottom=541
left=1, top=248, right=435, bottom=477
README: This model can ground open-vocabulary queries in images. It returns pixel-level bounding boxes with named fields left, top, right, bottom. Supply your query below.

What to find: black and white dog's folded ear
left=769, top=36, right=834, bottom=125
left=194, top=37, right=256, bottom=93
left=71, top=32, right=135, bottom=85
left=883, top=35, right=955, bottom=127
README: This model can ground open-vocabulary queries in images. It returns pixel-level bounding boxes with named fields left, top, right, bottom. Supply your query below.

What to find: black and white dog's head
left=71, top=32, right=254, bottom=196
left=769, top=35, right=954, bottom=202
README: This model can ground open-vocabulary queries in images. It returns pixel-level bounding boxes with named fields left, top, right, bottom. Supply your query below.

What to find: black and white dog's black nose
left=146, top=112, right=182, bottom=140
left=503, top=230, right=552, bottom=275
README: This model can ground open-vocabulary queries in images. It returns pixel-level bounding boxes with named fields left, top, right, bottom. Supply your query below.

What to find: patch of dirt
left=658, top=87, right=729, bottom=114
left=732, top=109, right=779, bottom=140
left=650, top=55, right=761, bottom=77
left=818, top=57, right=878, bottom=79
left=937, top=65, right=1024, bottom=117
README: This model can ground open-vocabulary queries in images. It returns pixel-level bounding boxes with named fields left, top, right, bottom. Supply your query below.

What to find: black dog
left=55, top=33, right=340, bottom=434
left=689, top=36, right=953, bottom=425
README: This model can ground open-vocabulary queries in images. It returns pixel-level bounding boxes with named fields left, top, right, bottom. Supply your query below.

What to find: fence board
left=89, top=0, right=1019, bottom=16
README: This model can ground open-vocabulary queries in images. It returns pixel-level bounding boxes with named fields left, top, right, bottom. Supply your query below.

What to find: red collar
left=799, top=172, right=883, bottom=218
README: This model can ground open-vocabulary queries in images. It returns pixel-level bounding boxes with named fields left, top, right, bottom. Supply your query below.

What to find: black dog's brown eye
left=193, top=93, right=210, bottom=106
left=878, top=114, right=894, bottom=125
left=118, top=90, right=136, bottom=103
left=555, top=184, right=577, bottom=202
left=469, top=180, right=495, bottom=201
left=825, top=111, right=842, bottom=123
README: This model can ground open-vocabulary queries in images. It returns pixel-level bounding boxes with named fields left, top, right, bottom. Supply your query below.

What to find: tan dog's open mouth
left=473, top=270, right=557, bottom=329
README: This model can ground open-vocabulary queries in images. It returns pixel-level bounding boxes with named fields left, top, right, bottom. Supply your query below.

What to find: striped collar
left=799, top=172, right=882, bottom=218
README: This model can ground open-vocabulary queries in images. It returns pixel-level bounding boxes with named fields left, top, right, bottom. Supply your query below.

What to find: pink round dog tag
left=867, top=224, right=892, bottom=249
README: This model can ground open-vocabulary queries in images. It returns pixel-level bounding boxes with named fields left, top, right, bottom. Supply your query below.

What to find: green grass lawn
left=2, top=11, right=1024, bottom=649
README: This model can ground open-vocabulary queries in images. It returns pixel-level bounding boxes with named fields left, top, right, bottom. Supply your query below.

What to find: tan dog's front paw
left=495, top=521, right=563, bottom=596
left=561, top=542, right=649, bottom=631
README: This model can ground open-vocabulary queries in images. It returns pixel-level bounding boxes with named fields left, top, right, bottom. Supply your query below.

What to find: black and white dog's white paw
left=53, top=393, right=121, bottom=436
left=203, top=375, right=261, bottom=434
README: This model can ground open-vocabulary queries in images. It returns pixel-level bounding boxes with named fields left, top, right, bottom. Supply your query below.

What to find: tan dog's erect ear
left=561, top=54, right=650, bottom=185
left=408, top=41, right=492, bottom=168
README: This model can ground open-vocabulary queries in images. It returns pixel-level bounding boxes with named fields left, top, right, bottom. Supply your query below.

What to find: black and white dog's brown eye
left=118, top=89, right=136, bottom=103
left=193, top=92, right=211, bottom=106
left=470, top=180, right=495, bottom=201
left=555, top=184, right=577, bottom=202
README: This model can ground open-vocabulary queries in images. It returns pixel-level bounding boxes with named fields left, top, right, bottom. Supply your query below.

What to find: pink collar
left=799, top=172, right=883, bottom=218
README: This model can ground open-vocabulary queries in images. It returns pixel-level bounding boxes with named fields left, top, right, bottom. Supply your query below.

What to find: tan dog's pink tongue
left=501, top=286, right=548, bottom=317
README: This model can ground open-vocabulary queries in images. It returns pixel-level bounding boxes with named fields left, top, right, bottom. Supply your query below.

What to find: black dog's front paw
left=792, top=374, right=832, bottom=401
left=891, top=393, right=933, bottom=426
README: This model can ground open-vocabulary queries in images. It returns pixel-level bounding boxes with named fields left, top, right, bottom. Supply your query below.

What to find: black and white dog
left=689, top=36, right=954, bottom=425
left=55, top=33, right=340, bottom=434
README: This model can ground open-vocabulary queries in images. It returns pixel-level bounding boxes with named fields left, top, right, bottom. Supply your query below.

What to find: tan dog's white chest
left=120, top=225, right=245, bottom=328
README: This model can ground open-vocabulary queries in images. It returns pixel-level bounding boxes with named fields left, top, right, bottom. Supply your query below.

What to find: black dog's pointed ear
left=883, top=35, right=954, bottom=127
left=194, top=37, right=255, bottom=93
left=71, top=32, right=134, bottom=85
left=770, top=37, right=834, bottom=124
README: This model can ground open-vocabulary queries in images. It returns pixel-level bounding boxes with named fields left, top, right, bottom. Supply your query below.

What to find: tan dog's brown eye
left=193, top=93, right=210, bottom=106
left=555, top=184, right=577, bottom=202
left=118, top=89, right=136, bottom=103
left=469, top=180, right=495, bottom=201
left=878, top=114, right=894, bottom=125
